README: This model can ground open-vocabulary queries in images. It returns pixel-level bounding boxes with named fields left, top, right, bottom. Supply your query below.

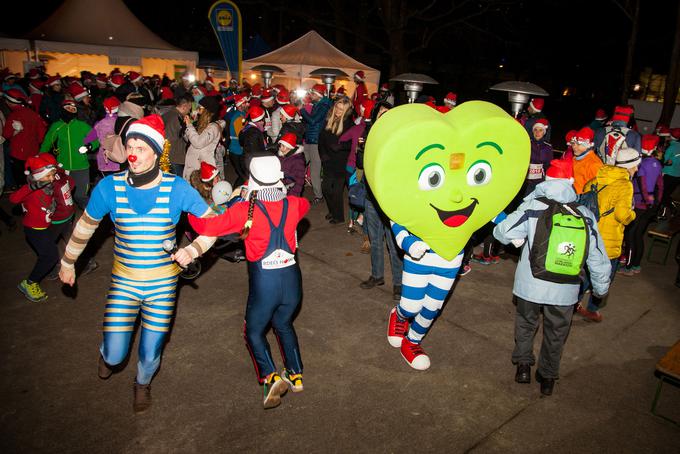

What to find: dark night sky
left=2, top=0, right=676, bottom=107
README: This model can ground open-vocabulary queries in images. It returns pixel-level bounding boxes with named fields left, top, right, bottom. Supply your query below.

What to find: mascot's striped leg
left=100, top=275, right=178, bottom=385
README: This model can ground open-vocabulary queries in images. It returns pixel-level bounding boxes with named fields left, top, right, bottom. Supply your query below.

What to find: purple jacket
left=526, top=139, right=553, bottom=185
left=85, top=114, right=120, bottom=172
left=633, top=156, right=664, bottom=209
left=339, top=120, right=367, bottom=171
left=279, top=150, right=306, bottom=197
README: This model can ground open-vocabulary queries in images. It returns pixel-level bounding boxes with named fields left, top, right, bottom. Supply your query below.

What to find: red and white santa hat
left=95, top=74, right=108, bottom=87
left=278, top=133, right=297, bottom=150
left=27, top=68, right=41, bottom=80
left=529, top=97, right=544, bottom=112
left=379, top=83, right=389, bottom=92
left=4, top=89, right=27, bottom=104
left=233, top=93, right=248, bottom=107
left=656, top=125, right=670, bottom=137
left=532, top=118, right=549, bottom=131
left=247, top=105, right=266, bottom=123
left=46, top=75, right=61, bottom=87
left=103, top=96, right=120, bottom=114
left=310, top=84, right=326, bottom=97
left=200, top=161, right=219, bottom=182
left=68, top=83, right=89, bottom=101
left=261, top=88, right=275, bottom=102
left=128, top=71, right=143, bottom=83
left=126, top=114, right=166, bottom=155
left=444, top=92, right=457, bottom=106
left=160, top=86, right=174, bottom=100
left=62, top=99, right=78, bottom=113
left=670, top=128, right=680, bottom=141
left=545, top=159, right=574, bottom=182
left=250, top=84, right=263, bottom=98
left=595, top=108, right=607, bottom=121
left=354, top=70, right=365, bottom=81
left=109, top=74, right=125, bottom=88
left=336, top=86, right=346, bottom=96
left=276, top=91, right=290, bottom=105
left=110, top=68, right=123, bottom=77
left=280, top=104, right=298, bottom=120
left=572, top=127, right=594, bottom=147
left=641, top=134, right=659, bottom=156
left=24, top=154, right=57, bottom=180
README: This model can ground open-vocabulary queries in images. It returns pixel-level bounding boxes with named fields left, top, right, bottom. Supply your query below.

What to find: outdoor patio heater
left=310, top=68, right=349, bottom=96
left=390, top=73, right=439, bottom=103
left=489, top=81, right=549, bottom=118
left=251, top=64, right=284, bottom=88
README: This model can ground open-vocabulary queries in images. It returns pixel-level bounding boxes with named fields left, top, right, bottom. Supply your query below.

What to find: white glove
left=511, top=238, right=526, bottom=248
left=408, top=241, right=430, bottom=260
left=12, top=120, right=23, bottom=133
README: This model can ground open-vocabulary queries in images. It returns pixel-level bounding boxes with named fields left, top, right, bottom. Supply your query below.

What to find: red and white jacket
left=9, top=184, right=55, bottom=229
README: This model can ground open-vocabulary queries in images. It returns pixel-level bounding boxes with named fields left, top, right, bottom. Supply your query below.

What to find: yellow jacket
left=596, top=165, right=636, bottom=258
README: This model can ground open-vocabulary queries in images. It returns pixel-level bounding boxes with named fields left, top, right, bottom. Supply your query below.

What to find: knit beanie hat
left=126, top=114, right=166, bottom=155
left=615, top=148, right=641, bottom=169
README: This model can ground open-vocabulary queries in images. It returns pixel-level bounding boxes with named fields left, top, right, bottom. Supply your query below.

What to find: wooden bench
left=652, top=340, right=680, bottom=425
left=647, top=217, right=680, bottom=265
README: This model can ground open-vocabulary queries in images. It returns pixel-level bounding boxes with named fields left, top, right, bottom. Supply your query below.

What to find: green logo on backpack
left=530, top=198, right=589, bottom=284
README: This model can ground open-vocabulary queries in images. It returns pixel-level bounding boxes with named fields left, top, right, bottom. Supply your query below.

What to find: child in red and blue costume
left=189, top=155, right=310, bottom=409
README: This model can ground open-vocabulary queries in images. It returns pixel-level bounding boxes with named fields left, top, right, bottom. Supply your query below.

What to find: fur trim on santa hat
left=200, top=161, right=219, bottom=182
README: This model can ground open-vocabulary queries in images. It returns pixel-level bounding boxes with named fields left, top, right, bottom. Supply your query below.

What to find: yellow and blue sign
left=208, top=1, right=242, bottom=80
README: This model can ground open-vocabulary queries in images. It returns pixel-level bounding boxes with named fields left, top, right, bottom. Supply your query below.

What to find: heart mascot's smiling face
left=364, top=100, right=530, bottom=260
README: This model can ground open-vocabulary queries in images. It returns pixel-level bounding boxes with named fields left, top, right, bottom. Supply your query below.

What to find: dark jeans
left=364, top=198, right=402, bottom=285
left=322, top=171, right=346, bottom=222
left=512, top=296, right=574, bottom=379
left=11, top=157, right=25, bottom=189
left=24, top=227, right=59, bottom=283
left=229, top=153, right=247, bottom=187
left=623, top=207, right=656, bottom=268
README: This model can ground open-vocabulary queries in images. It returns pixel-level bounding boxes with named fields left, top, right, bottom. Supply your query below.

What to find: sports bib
left=261, top=248, right=296, bottom=270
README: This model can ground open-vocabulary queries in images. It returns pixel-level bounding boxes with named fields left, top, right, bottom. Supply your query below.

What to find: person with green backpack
left=493, top=159, right=611, bottom=396
left=39, top=99, right=96, bottom=209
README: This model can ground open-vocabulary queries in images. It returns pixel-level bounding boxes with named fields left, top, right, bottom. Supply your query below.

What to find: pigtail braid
left=240, top=190, right=258, bottom=239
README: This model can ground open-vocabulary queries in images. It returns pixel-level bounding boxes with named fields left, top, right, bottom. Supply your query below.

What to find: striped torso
left=111, top=172, right=180, bottom=280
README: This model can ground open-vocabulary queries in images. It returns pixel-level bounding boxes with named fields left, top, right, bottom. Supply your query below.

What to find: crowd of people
left=1, top=64, right=679, bottom=411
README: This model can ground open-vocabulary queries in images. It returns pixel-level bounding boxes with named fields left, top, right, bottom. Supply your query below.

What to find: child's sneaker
left=18, top=280, right=48, bottom=302
left=631, top=265, right=641, bottom=274
left=387, top=307, right=409, bottom=348
left=619, top=267, right=636, bottom=277
left=400, top=337, right=431, bottom=370
left=471, top=254, right=493, bottom=265
left=263, top=372, right=288, bottom=409
left=281, top=369, right=304, bottom=393
left=490, top=255, right=501, bottom=264
left=459, top=264, right=472, bottom=276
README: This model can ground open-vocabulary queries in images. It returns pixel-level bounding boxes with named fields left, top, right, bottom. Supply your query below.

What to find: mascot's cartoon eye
left=418, top=163, right=446, bottom=190
left=466, top=160, right=492, bottom=186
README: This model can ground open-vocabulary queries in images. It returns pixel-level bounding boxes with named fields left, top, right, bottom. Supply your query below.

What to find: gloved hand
left=408, top=240, right=430, bottom=260
left=79, top=143, right=93, bottom=154
left=12, top=120, right=23, bottom=133
left=511, top=238, right=526, bottom=248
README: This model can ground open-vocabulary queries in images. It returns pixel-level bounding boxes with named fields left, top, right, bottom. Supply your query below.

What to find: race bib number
left=261, top=248, right=296, bottom=270
left=527, top=163, right=544, bottom=180
left=61, top=183, right=74, bottom=206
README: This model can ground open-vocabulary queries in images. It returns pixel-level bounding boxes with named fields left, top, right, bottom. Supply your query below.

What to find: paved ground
left=1, top=194, right=679, bottom=453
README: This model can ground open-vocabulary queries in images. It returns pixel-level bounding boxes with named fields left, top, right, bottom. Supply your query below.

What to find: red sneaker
left=576, top=304, right=603, bottom=322
left=490, top=255, right=501, bottom=264
left=387, top=307, right=409, bottom=348
left=400, top=337, right=431, bottom=370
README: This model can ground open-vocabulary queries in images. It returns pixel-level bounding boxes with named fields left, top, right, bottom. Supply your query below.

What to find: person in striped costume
left=59, top=115, right=215, bottom=413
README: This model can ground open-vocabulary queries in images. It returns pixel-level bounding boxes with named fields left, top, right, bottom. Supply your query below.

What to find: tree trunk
left=660, top=0, right=680, bottom=125
left=621, top=0, right=640, bottom=104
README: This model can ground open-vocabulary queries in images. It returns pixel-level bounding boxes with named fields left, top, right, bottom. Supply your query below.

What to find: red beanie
left=200, top=161, right=218, bottom=182
left=611, top=105, right=634, bottom=123
left=545, top=159, right=573, bottom=181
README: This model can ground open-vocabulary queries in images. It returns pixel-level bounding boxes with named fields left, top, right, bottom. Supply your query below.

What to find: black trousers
left=322, top=171, right=346, bottom=222
left=661, top=174, right=680, bottom=211
left=229, top=153, right=248, bottom=188
left=512, top=296, right=574, bottom=379
left=24, top=227, right=59, bottom=283
left=623, top=207, right=656, bottom=267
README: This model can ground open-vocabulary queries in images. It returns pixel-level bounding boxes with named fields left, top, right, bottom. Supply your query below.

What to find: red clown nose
left=128, top=155, right=137, bottom=163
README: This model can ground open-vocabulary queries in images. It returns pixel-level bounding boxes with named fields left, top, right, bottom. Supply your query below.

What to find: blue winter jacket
left=300, top=97, right=332, bottom=144
left=493, top=179, right=611, bottom=305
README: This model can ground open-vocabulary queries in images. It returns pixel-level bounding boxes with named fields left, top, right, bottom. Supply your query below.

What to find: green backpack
left=529, top=197, right=590, bottom=284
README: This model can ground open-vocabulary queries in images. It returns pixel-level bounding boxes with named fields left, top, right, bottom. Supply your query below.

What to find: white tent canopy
left=0, top=0, right=196, bottom=77
left=242, top=31, right=380, bottom=97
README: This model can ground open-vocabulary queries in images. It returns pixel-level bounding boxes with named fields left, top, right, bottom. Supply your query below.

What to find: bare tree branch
left=609, top=0, right=633, bottom=21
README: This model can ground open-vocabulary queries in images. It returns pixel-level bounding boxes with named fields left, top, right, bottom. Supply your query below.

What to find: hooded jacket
left=2, top=105, right=47, bottom=161
left=595, top=165, right=636, bottom=258
left=299, top=97, right=332, bottom=144
left=494, top=179, right=611, bottom=304
left=39, top=118, right=94, bottom=171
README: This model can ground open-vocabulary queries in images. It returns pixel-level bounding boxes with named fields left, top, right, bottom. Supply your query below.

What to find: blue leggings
left=244, top=262, right=303, bottom=382
left=100, top=274, right=178, bottom=384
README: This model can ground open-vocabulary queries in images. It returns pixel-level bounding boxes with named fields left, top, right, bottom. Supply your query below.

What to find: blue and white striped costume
left=392, top=211, right=507, bottom=344
left=85, top=172, right=209, bottom=384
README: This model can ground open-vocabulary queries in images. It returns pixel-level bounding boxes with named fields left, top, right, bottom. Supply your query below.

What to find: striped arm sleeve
left=61, top=211, right=102, bottom=269
left=184, top=207, right=217, bottom=259
left=390, top=221, right=419, bottom=253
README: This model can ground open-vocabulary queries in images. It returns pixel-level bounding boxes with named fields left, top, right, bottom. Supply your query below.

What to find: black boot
left=515, top=364, right=531, bottom=384
left=98, top=355, right=113, bottom=379
left=535, top=370, right=555, bottom=396
left=360, top=276, right=384, bottom=289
